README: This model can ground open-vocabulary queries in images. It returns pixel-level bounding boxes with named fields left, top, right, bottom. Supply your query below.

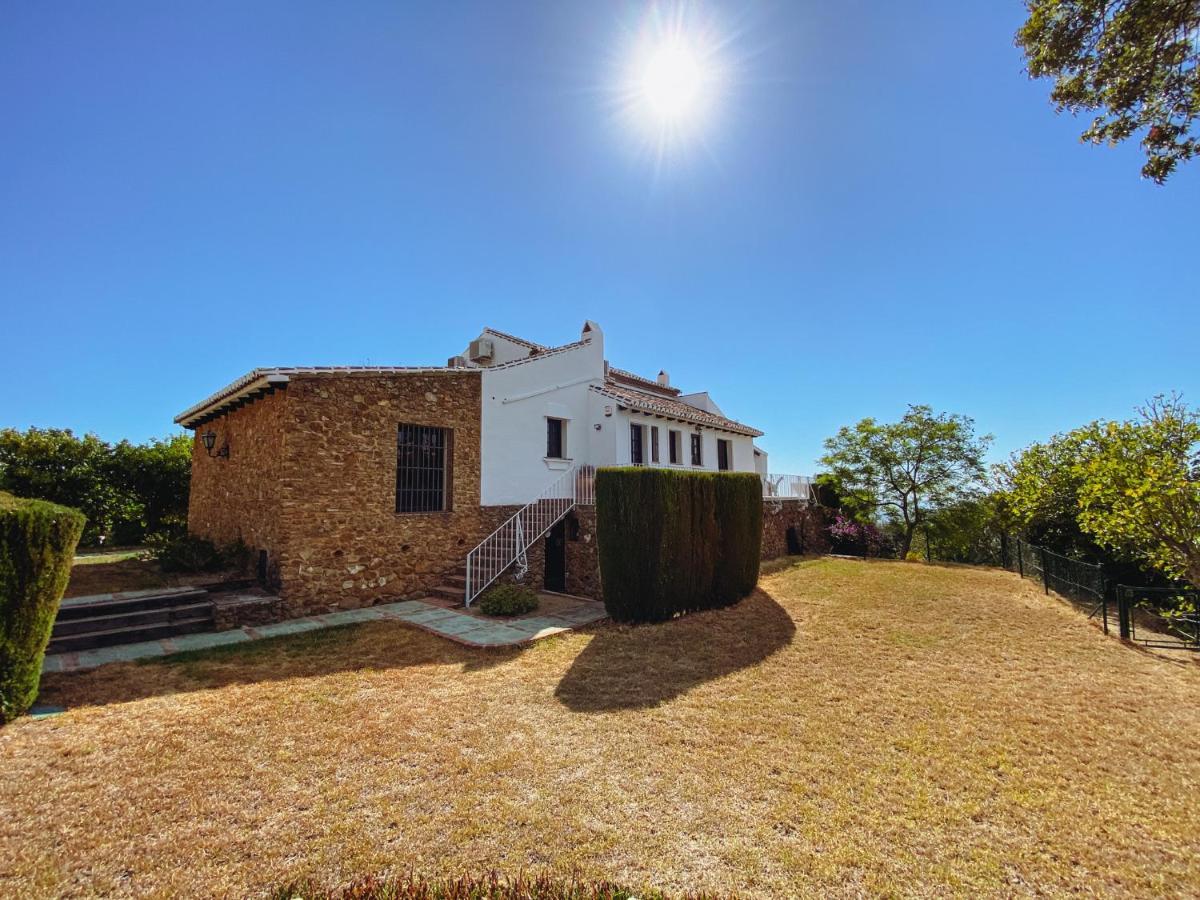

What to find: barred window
left=396, top=424, right=451, bottom=513
left=650, top=426, right=660, bottom=463
left=630, top=423, right=644, bottom=465
left=669, top=430, right=681, bottom=464
left=690, top=433, right=703, bottom=466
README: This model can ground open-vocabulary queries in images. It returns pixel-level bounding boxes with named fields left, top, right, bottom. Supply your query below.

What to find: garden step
left=55, top=589, right=212, bottom=622
left=46, top=614, right=216, bottom=654
left=50, top=601, right=216, bottom=638
left=429, top=584, right=465, bottom=604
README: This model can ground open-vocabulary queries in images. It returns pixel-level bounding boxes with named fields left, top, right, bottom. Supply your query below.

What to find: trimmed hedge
left=0, top=491, right=86, bottom=723
left=596, top=468, right=762, bottom=623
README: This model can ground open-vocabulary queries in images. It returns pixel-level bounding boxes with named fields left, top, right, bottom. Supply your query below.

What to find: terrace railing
left=762, top=473, right=816, bottom=501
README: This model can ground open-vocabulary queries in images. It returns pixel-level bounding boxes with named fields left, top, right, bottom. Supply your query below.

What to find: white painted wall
left=477, top=321, right=763, bottom=505
left=615, top=409, right=758, bottom=475
left=479, top=327, right=607, bottom=505
left=458, top=331, right=538, bottom=367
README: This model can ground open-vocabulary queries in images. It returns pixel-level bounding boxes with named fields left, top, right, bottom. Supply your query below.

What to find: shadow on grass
left=554, top=587, right=795, bottom=713
left=36, top=620, right=527, bottom=710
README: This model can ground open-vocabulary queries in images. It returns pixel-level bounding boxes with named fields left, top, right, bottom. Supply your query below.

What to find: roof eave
left=174, top=372, right=291, bottom=428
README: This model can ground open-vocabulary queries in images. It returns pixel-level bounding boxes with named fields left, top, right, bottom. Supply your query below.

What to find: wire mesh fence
left=998, top=536, right=1199, bottom=650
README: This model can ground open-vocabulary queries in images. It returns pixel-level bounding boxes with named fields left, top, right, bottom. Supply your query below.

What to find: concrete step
left=47, top=613, right=216, bottom=654
left=56, top=588, right=211, bottom=622
left=50, top=586, right=223, bottom=654
left=51, top=600, right=215, bottom=638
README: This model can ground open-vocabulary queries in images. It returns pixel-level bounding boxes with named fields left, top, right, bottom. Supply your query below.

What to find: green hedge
left=596, top=468, right=762, bottom=623
left=0, top=492, right=86, bottom=723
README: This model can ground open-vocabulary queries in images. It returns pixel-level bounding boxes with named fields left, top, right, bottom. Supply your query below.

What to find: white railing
left=762, top=473, right=816, bottom=501
left=465, top=465, right=595, bottom=607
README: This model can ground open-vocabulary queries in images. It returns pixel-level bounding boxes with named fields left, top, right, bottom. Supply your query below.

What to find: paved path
left=44, top=596, right=607, bottom=675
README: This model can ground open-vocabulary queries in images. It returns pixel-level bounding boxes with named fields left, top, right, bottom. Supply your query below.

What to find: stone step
left=429, top=584, right=465, bottom=604
left=47, top=613, right=216, bottom=654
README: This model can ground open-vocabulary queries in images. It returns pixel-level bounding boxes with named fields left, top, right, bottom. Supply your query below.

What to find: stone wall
left=761, top=499, right=831, bottom=560
left=273, top=371, right=488, bottom=617
left=564, top=507, right=601, bottom=599
left=477, top=505, right=601, bottom=601
left=187, top=388, right=287, bottom=583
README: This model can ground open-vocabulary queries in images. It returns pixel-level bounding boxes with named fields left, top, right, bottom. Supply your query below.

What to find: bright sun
left=614, top=6, right=727, bottom=160
left=638, top=38, right=708, bottom=124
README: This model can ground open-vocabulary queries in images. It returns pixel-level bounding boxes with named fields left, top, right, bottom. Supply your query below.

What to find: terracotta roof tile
left=592, top=379, right=763, bottom=437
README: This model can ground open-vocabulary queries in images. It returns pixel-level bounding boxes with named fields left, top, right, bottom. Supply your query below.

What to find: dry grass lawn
left=2, top=558, right=1199, bottom=898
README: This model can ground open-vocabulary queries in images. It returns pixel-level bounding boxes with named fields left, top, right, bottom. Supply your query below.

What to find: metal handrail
left=464, top=464, right=595, bottom=607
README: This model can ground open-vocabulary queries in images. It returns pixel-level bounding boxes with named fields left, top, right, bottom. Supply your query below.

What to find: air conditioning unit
left=446, top=355, right=469, bottom=368
left=468, top=338, right=494, bottom=362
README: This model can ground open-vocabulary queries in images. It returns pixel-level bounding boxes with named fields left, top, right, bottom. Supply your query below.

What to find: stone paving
left=43, top=594, right=608, bottom=674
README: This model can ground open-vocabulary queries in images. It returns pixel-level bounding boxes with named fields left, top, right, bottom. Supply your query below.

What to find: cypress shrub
left=596, top=468, right=762, bottom=623
left=712, top=473, right=763, bottom=604
left=0, top=492, right=86, bottom=723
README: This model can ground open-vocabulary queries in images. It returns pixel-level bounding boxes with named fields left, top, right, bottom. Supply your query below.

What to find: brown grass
left=3, top=559, right=1199, bottom=898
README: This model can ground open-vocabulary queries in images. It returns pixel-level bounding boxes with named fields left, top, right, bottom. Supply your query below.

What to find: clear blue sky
left=2, top=1, right=1196, bottom=475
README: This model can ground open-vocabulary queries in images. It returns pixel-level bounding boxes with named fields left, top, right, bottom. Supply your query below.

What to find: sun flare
left=613, top=5, right=728, bottom=161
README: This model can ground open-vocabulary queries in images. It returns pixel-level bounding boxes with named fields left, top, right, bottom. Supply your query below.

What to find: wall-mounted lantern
left=201, top=429, right=230, bottom=459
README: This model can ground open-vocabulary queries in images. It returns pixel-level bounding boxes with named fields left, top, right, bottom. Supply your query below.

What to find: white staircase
left=464, top=465, right=596, bottom=607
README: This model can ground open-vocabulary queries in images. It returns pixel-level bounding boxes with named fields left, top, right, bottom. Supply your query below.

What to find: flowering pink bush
left=828, top=513, right=888, bottom=557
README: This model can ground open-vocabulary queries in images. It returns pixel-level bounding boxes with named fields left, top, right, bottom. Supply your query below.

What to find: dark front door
left=545, top=520, right=566, bottom=592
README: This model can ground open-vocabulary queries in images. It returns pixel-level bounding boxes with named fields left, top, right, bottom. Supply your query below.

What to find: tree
left=999, top=429, right=1101, bottom=556
left=819, top=406, right=991, bottom=558
left=0, top=428, right=192, bottom=546
left=0, top=428, right=126, bottom=545
left=1075, top=394, right=1200, bottom=587
left=1017, top=0, right=1200, bottom=183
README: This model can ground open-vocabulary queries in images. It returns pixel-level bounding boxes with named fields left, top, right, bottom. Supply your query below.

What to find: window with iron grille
left=396, top=424, right=451, bottom=513
left=630, top=423, right=644, bottom=465
left=717, top=438, right=731, bottom=471
left=691, top=432, right=703, bottom=466
left=669, top=430, right=680, bottom=464
left=546, top=418, right=565, bottom=459
left=650, top=426, right=660, bottom=463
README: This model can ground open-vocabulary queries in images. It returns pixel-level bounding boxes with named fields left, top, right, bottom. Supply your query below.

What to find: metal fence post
left=1102, top=582, right=1110, bottom=635
left=1117, top=586, right=1131, bottom=640
left=1000, top=533, right=1010, bottom=570
left=1040, top=546, right=1049, bottom=594
left=1017, top=539, right=1024, bottom=578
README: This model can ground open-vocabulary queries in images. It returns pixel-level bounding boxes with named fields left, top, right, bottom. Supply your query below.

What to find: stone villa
left=175, top=322, right=818, bottom=618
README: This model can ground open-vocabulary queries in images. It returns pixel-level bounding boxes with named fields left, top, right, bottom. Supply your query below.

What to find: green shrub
left=479, top=583, right=539, bottom=616
left=147, top=533, right=228, bottom=573
left=0, top=491, right=86, bottom=723
left=596, top=468, right=762, bottom=623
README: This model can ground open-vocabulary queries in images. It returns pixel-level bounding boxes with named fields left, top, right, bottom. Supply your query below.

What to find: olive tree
left=819, top=406, right=991, bottom=558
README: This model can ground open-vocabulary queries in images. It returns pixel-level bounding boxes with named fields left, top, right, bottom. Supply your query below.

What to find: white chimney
left=657, top=370, right=670, bottom=387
